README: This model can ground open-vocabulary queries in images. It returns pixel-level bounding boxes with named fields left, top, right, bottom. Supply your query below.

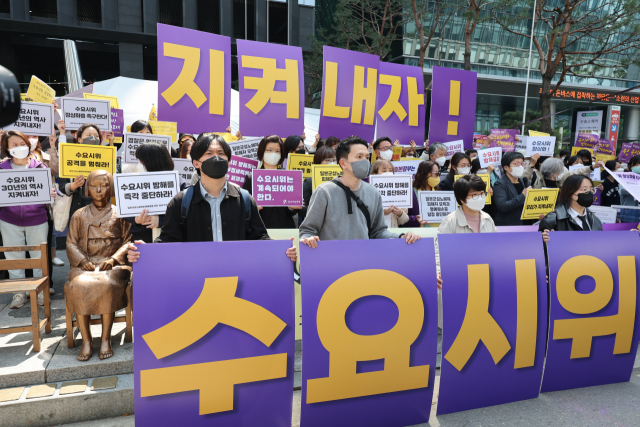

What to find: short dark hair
left=373, top=137, right=392, bottom=151
left=131, top=120, right=153, bottom=133
left=501, top=151, right=525, bottom=169
left=602, top=159, right=618, bottom=180
left=470, top=158, right=481, bottom=174
left=190, top=134, right=231, bottom=173
left=136, top=142, right=174, bottom=172
left=326, top=136, right=340, bottom=148
left=178, top=133, right=195, bottom=145
left=336, top=136, right=368, bottom=165
left=257, top=135, right=284, bottom=164
left=313, top=146, right=336, bottom=164
left=447, top=152, right=471, bottom=181
left=454, top=174, right=486, bottom=205
left=576, top=149, right=592, bottom=160
left=565, top=155, right=581, bottom=167
left=559, top=149, right=570, bottom=158
left=628, top=155, right=640, bottom=170
left=284, top=135, right=303, bottom=153
left=1, top=130, right=29, bottom=158
left=75, top=123, right=103, bottom=143
left=465, top=149, right=478, bottom=157
left=558, top=174, right=593, bottom=206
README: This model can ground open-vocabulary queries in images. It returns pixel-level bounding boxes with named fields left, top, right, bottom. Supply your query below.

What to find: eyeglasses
left=378, top=145, right=393, bottom=151
left=324, top=158, right=337, bottom=163
left=510, top=162, right=525, bottom=167
left=427, top=172, right=439, bottom=177
left=467, top=192, right=486, bottom=200
left=578, top=187, right=597, bottom=194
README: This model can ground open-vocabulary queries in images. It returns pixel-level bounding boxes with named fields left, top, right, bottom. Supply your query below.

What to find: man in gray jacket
left=300, top=136, right=420, bottom=248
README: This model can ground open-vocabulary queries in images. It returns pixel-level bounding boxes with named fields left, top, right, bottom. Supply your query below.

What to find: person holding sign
left=438, top=175, right=497, bottom=234
left=0, top=131, right=52, bottom=308
left=373, top=137, right=394, bottom=161
left=404, top=160, right=442, bottom=227
left=600, top=160, right=622, bottom=207
left=242, top=135, right=301, bottom=229
left=531, top=158, right=592, bottom=189
left=299, top=146, right=337, bottom=225
left=493, top=151, right=531, bottom=226
left=620, top=156, right=640, bottom=206
left=282, top=135, right=307, bottom=169
left=371, top=159, right=410, bottom=228
left=439, top=152, right=471, bottom=192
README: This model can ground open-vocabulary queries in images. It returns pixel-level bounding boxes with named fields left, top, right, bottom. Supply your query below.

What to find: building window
left=268, top=1, right=288, bottom=44
left=246, top=0, right=255, bottom=40
left=159, top=0, right=183, bottom=26
left=77, top=0, right=101, bottom=23
left=233, top=0, right=246, bottom=39
left=0, top=0, right=9, bottom=14
left=197, top=0, right=220, bottom=34
left=29, top=0, right=57, bottom=19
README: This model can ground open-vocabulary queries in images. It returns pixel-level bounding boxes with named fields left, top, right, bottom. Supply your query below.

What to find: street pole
left=522, top=0, right=537, bottom=136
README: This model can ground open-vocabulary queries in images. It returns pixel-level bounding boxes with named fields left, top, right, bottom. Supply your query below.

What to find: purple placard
left=237, top=40, right=304, bottom=138
left=593, top=187, right=602, bottom=206
left=541, top=231, right=640, bottom=393
left=596, top=138, right=616, bottom=156
left=437, top=232, right=548, bottom=415
left=375, top=62, right=425, bottom=145
left=618, top=142, right=640, bottom=163
left=575, top=133, right=599, bottom=149
left=110, top=108, right=124, bottom=137
left=300, top=239, right=438, bottom=427
left=496, top=225, right=538, bottom=232
left=429, top=66, right=477, bottom=149
left=318, top=46, right=380, bottom=141
left=252, top=169, right=303, bottom=206
left=603, top=222, right=639, bottom=230
left=157, top=23, right=231, bottom=134
left=490, top=129, right=519, bottom=152
left=227, top=155, right=259, bottom=187
left=133, top=240, right=294, bottom=427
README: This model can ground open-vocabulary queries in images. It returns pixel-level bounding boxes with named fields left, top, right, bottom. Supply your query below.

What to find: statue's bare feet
left=99, top=340, right=113, bottom=360
left=77, top=340, right=93, bottom=362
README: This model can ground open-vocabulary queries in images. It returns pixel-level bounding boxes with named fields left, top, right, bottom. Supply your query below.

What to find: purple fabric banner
left=252, top=169, right=303, bottom=206
left=575, top=133, right=599, bottom=149
left=134, top=241, right=294, bottom=427
left=318, top=46, right=380, bottom=141
left=596, top=139, right=616, bottom=156
left=437, top=232, right=548, bottom=415
left=227, top=155, right=259, bottom=187
left=237, top=40, right=304, bottom=138
left=375, top=62, right=425, bottom=145
left=618, top=142, right=640, bottom=163
left=429, top=66, right=477, bottom=149
left=157, top=23, right=231, bottom=134
left=300, top=239, right=438, bottom=427
left=541, top=231, right=640, bottom=392
left=490, top=129, right=519, bottom=152
left=110, top=108, right=124, bottom=137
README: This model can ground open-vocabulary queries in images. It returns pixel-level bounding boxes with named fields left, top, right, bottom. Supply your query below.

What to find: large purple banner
left=157, top=24, right=231, bottom=134
left=375, top=62, right=425, bottom=145
left=300, top=239, right=438, bottom=427
left=319, top=46, right=380, bottom=141
left=540, top=231, right=640, bottom=393
left=429, top=66, right=477, bottom=149
left=437, top=232, right=548, bottom=415
left=237, top=40, right=304, bottom=138
left=134, top=241, right=295, bottom=427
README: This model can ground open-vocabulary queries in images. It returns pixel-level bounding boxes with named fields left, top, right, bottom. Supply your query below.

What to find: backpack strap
left=330, top=179, right=372, bottom=233
left=180, top=185, right=194, bottom=227
left=239, top=187, right=252, bottom=222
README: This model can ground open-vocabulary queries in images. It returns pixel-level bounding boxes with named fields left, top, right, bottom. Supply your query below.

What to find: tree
left=492, top=0, right=640, bottom=133
left=407, top=0, right=441, bottom=69
left=460, top=0, right=496, bottom=70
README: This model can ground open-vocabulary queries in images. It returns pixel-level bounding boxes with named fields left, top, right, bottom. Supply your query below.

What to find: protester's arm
left=396, top=208, right=409, bottom=226
left=369, top=195, right=401, bottom=239
left=299, top=187, right=328, bottom=239
left=492, top=180, right=525, bottom=213
left=154, top=196, right=184, bottom=243
left=538, top=212, right=557, bottom=232
left=246, top=194, right=271, bottom=240
left=559, top=165, right=595, bottom=185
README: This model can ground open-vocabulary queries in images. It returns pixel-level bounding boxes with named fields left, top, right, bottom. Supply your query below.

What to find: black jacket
left=539, top=203, right=603, bottom=231
left=600, top=178, right=620, bottom=207
left=155, top=180, right=270, bottom=242
left=242, top=172, right=297, bottom=229
left=493, top=173, right=529, bottom=226
left=438, top=175, right=455, bottom=192
left=59, top=178, right=92, bottom=221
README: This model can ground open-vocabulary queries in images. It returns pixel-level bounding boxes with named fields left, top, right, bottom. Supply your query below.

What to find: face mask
left=82, top=136, right=100, bottom=145
left=575, top=192, right=594, bottom=208
left=345, top=159, right=370, bottom=180
left=200, top=156, right=229, bottom=179
left=186, top=154, right=191, bottom=160
left=556, top=172, right=565, bottom=181
left=380, top=172, right=394, bottom=176
left=379, top=150, right=393, bottom=161
left=295, top=148, right=306, bottom=155
left=435, top=156, right=446, bottom=167
left=29, top=137, right=38, bottom=151
left=427, top=177, right=440, bottom=188
left=616, top=168, right=624, bottom=172
left=9, top=146, right=30, bottom=159
left=465, top=195, right=486, bottom=211
left=457, top=166, right=471, bottom=175
left=327, top=161, right=337, bottom=165
left=632, top=166, right=640, bottom=174
left=308, top=148, right=316, bottom=154
left=263, top=152, right=281, bottom=166
left=583, top=160, right=592, bottom=167
left=136, top=162, right=147, bottom=173
left=407, top=154, right=414, bottom=158
left=509, top=166, right=524, bottom=178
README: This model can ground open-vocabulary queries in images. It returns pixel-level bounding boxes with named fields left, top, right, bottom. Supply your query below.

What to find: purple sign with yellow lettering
left=429, top=66, right=477, bottom=149
left=134, top=241, right=295, bottom=427
left=490, top=129, right=519, bottom=152
left=375, top=62, right=425, bottom=145
left=319, top=46, right=380, bottom=141
left=541, top=231, right=640, bottom=393
left=300, top=239, right=438, bottom=427
left=575, top=133, right=599, bottom=149
left=437, top=232, right=548, bottom=415
left=237, top=40, right=304, bottom=138
left=157, top=23, right=231, bottom=134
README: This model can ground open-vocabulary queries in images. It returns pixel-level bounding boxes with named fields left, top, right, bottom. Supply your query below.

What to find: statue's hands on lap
left=80, top=259, right=96, bottom=271
left=99, top=258, right=115, bottom=271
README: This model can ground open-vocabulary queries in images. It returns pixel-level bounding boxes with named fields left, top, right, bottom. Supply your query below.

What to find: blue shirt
left=199, top=181, right=228, bottom=242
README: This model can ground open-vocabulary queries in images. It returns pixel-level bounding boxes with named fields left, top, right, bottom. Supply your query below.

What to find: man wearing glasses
left=372, top=137, right=396, bottom=161
left=493, top=151, right=533, bottom=226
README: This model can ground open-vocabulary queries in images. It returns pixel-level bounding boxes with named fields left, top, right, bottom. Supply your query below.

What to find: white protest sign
left=0, top=168, right=53, bottom=207
left=443, top=140, right=464, bottom=160
left=391, top=160, right=420, bottom=179
left=60, top=97, right=111, bottom=130
left=173, top=158, right=195, bottom=188
left=418, top=191, right=456, bottom=223
left=589, top=206, right=617, bottom=224
left=526, top=136, right=555, bottom=157
left=605, top=167, right=640, bottom=203
left=113, top=171, right=180, bottom=218
left=515, top=135, right=527, bottom=153
left=570, top=164, right=601, bottom=180
left=122, top=132, right=172, bottom=164
left=2, top=101, right=55, bottom=136
left=369, top=175, right=413, bottom=208
left=227, top=137, right=261, bottom=161
left=477, top=147, right=502, bottom=168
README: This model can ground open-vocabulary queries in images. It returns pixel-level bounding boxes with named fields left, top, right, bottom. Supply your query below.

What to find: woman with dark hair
left=282, top=135, right=305, bottom=169
left=130, top=120, right=153, bottom=134
left=371, top=159, right=410, bottom=229
left=403, top=160, right=440, bottom=227
left=439, top=152, right=471, bottom=191
left=621, top=155, right=640, bottom=206
left=299, top=146, right=337, bottom=225
left=565, top=155, right=583, bottom=168
left=325, top=136, right=340, bottom=149
left=539, top=174, right=603, bottom=238
left=178, top=133, right=195, bottom=149
left=493, top=151, right=531, bottom=226
left=180, top=137, right=194, bottom=159
left=600, top=159, right=622, bottom=207
left=242, top=135, right=301, bottom=229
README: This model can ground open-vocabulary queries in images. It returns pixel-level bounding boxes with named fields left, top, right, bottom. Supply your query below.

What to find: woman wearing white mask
left=437, top=174, right=497, bottom=235
left=242, top=135, right=302, bottom=229
left=439, top=152, right=471, bottom=191
left=533, top=157, right=594, bottom=190
left=299, top=146, right=336, bottom=225
left=371, top=159, right=409, bottom=228
left=493, top=151, right=531, bottom=226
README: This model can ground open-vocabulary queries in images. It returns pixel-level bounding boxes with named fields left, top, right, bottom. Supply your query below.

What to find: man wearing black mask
left=127, top=134, right=297, bottom=263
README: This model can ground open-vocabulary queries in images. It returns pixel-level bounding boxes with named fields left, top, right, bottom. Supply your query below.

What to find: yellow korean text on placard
left=59, top=143, right=117, bottom=179
left=521, top=188, right=559, bottom=220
